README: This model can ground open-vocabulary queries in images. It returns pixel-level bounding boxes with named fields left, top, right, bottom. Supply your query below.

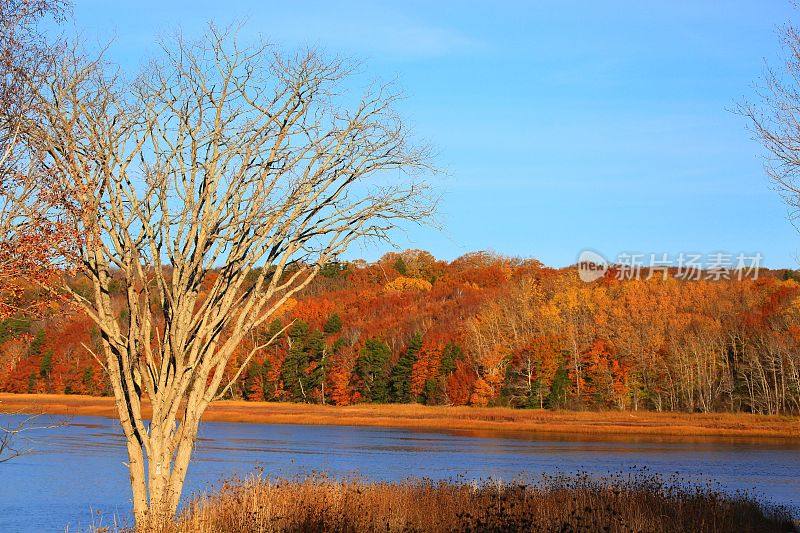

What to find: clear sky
left=62, top=1, right=800, bottom=267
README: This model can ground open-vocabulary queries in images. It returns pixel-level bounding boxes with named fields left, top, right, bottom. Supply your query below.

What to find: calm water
left=0, top=414, right=798, bottom=532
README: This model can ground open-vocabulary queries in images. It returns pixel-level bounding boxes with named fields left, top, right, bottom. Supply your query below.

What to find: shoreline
left=1, top=393, right=799, bottom=442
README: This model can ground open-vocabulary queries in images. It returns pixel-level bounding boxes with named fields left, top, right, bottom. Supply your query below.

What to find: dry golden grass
left=2, top=393, right=799, bottom=440
left=144, top=472, right=795, bottom=533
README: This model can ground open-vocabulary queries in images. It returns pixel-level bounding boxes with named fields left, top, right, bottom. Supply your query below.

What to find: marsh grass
left=4, top=394, right=799, bottom=440
left=142, top=471, right=796, bottom=533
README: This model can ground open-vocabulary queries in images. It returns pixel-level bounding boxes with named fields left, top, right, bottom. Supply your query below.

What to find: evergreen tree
left=421, top=378, right=438, bottom=404
left=323, top=313, right=342, bottom=334
left=39, top=349, right=53, bottom=378
left=281, top=321, right=311, bottom=401
left=266, top=318, right=283, bottom=342
left=242, top=362, right=259, bottom=400
left=393, top=256, right=408, bottom=275
left=546, top=363, right=570, bottom=409
left=390, top=332, right=422, bottom=403
left=31, top=330, right=52, bottom=393
left=331, top=337, right=347, bottom=354
left=304, top=329, right=327, bottom=400
left=82, top=367, right=95, bottom=395
left=281, top=344, right=308, bottom=401
left=354, top=338, right=391, bottom=402
left=439, top=342, right=462, bottom=376
left=320, top=261, right=347, bottom=278
left=28, top=329, right=45, bottom=356
left=251, top=359, right=276, bottom=401
left=243, top=361, right=269, bottom=401
left=0, top=316, right=31, bottom=345
left=279, top=321, right=329, bottom=403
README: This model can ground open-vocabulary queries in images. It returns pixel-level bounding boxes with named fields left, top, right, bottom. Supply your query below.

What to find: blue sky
left=63, top=1, right=800, bottom=267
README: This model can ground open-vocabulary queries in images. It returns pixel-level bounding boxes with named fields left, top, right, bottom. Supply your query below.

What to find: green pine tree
left=354, top=339, right=391, bottom=403
left=265, top=318, right=283, bottom=342
left=279, top=321, right=330, bottom=403
left=393, top=256, right=408, bottom=275
left=39, top=349, right=53, bottom=378
left=323, top=313, right=342, bottom=334
left=304, top=329, right=327, bottom=401
left=390, top=332, right=422, bottom=403
left=82, top=367, right=95, bottom=395
left=28, top=329, right=45, bottom=356
left=421, top=378, right=438, bottom=404
left=439, top=342, right=462, bottom=376
left=0, top=316, right=31, bottom=345
left=281, top=321, right=311, bottom=401
left=546, top=363, right=570, bottom=409
left=320, top=262, right=347, bottom=278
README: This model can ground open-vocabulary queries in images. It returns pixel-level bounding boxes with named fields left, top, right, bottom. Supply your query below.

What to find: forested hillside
left=2, top=250, right=799, bottom=414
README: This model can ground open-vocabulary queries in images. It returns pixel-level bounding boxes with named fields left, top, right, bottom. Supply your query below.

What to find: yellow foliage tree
left=384, top=276, right=433, bottom=293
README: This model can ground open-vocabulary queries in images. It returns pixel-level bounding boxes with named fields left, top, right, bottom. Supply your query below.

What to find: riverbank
left=2, top=393, right=799, bottom=441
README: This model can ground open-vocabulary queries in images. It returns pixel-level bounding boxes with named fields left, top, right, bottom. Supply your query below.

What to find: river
left=0, top=414, right=798, bottom=532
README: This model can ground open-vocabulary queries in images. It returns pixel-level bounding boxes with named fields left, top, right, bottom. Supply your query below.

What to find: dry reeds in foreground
left=150, top=472, right=796, bottom=533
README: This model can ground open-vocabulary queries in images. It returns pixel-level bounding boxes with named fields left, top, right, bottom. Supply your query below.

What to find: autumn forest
left=3, top=249, right=799, bottom=415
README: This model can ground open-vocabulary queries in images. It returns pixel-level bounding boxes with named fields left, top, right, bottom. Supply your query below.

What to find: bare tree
left=19, top=25, right=433, bottom=526
left=741, top=18, right=800, bottom=417
left=0, top=0, right=71, bottom=475
left=0, top=0, right=66, bottom=167
left=0, top=401, right=64, bottom=463
left=741, top=21, right=800, bottom=223
left=0, top=413, right=37, bottom=463
left=0, top=0, right=70, bottom=318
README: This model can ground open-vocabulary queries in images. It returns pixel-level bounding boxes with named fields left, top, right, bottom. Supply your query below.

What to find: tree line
left=3, top=249, right=800, bottom=415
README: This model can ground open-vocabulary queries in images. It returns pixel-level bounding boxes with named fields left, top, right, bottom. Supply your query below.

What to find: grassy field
left=154, top=472, right=796, bottom=532
left=2, top=392, right=799, bottom=440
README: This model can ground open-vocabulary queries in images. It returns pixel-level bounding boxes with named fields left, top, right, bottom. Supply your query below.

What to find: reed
left=142, top=471, right=796, bottom=533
